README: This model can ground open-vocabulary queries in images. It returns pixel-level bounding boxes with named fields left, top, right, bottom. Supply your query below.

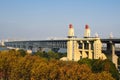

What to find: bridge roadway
left=4, top=39, right=67, bottom=52
left=101, top=38, right=120, bottom=43
left=4, top=38, right=120, bottom=55
left=4, top=38, right=98, bottom=49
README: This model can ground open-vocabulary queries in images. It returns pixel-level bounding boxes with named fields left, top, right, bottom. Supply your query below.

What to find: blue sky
left=0, top=0, right=120, bottom=40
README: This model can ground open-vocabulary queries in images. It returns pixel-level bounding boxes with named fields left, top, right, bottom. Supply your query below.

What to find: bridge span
left=4, top=38, right=120, bottom=55
left=4, top=40, right=67, bottom=49
left=3, top=24, right=120, bottom=69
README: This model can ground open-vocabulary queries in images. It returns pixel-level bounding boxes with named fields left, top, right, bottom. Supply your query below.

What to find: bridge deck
left=4, top=38, right=120, bottom=55
left=101, top=38, right=120, bottom=43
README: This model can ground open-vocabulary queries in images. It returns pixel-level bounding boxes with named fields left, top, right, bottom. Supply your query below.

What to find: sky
left=0, top=0, right=120, bottom=40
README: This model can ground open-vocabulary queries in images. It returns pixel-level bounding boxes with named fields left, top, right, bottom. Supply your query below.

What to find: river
left=0, top=46, right=9, bottom=51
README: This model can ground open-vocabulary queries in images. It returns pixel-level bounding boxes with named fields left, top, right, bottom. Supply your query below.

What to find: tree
left=34, top=51, right=66, bottom=60
left=0, top=50, right=18, bottom=80
left=88, top=71, right=115, bottom=80
left=78, top=58, right=93, bottom=68
left=92, top=59, right=104, bottom=73
left=31, top=57, right=49, bottom=80
left=92, top=59, right=119, bottom=80
left=10, top=55, right=39, bottom=80
left=17, top=49, right=27, bottom=57
left=0, top=50, right=116, bottom=80
left=78, top=58, right=119, bottom=80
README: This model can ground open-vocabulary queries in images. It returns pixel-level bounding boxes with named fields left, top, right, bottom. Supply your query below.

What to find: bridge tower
left=67, top=24, right=107, bottom=61
left=84, top=24, right=91, bottom=38
left=67, top=24, right=75, bottom=60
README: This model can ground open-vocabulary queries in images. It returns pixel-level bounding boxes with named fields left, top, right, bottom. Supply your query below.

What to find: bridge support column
left=74, top=41, right=80, bottom=61
left=94, top=38, right=106, bottom=59
left=82, top=42, right=87, bottom=58
left=67, top=40, right=73, bottom=61
left=111, top=43, right=118, bottom=68
left=106, top=42, right=118, bottom=68
left=106, top=43, right=112, bottom=60
left=88, top=42, right=92, bottom=59
left=32, top=47, right=39, bottom=53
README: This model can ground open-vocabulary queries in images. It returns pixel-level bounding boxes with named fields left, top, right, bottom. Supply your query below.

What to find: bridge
left=4, top=39, right=67, bottom=53
left=101, top=38, right=120, bottom=56
left=4, top=24, right=120, bottom=69
left=4, top=38, right=120, bottom=55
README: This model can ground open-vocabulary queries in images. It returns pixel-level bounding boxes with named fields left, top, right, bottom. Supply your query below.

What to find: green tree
left=78, top=58, right=93, bottom=68
left=17, top=49, right=27, bottom=57
left=92, top=59, right=104, bottom=72
left=78, top=58, right=119, bottom=80
left=34, top=51, right=66, bottom=60
left=34, top=51, right=47, bottom=58
left=92, top=59, right=119, bottom=80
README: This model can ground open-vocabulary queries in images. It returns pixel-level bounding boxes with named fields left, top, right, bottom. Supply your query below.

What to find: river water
left=0, top=46, right=9, bottom=51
